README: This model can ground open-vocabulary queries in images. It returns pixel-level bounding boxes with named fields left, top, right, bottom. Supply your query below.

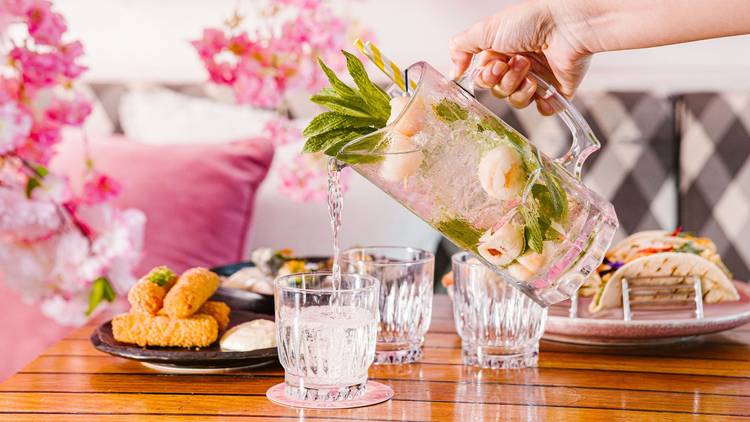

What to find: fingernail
left=491, top=61, right=504, bottom=76
left=512, top=56, right=528, bottom=71
left=449, top=67, right=458, bottom=80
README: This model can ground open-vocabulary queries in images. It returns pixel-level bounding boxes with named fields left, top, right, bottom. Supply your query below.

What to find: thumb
left=448, top=16, right=500, bottom=80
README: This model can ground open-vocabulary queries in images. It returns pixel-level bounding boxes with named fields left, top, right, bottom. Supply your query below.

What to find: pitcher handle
left=456, top=60, right=600, bottom=180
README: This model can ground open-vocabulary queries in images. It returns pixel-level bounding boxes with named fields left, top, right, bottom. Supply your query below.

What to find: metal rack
left=568, top=275, right=704, bottom=320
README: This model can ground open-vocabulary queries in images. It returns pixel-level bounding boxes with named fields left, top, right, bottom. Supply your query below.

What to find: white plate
left=141, top=359, right=274, bottom=374
left=543, top=281, right=750, bottom=346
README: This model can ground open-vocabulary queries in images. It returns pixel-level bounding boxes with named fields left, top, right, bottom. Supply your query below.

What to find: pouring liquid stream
left=327, top=158, right=344, bottom=311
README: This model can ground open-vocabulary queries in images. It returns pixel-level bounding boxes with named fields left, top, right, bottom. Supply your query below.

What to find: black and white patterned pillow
left=477, top=90, right=678, bottom=241
left=679, top=92, right=750, bottom=280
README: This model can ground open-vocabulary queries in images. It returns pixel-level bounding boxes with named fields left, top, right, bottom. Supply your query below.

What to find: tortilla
left=590, top=252, right=739, bottom=313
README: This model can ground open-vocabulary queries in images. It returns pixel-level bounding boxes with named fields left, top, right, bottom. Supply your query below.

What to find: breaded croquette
left=127, top=266, right=178, bottom=315
left=162, top=267, right=220, bottom=318
left=112, top=312, right=218, bottom=348
left=197, top=301, right=231, bottom=331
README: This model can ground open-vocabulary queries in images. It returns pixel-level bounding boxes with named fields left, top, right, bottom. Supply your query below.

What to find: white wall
left=58, top=0, right=750, bottom=92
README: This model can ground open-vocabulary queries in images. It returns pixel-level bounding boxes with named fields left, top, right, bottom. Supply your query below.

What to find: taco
left=589, top=229, right=738, bottom=313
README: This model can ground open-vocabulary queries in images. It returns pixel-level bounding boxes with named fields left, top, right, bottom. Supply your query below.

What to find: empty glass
left=341, top=247, right=434, bottom=364
left=274, top=272, right=379, bottom=400
left=450, top=252, right=547, bottom=369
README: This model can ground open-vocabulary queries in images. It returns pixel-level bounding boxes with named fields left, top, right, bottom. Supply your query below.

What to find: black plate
left=91, top=311, right=277, bottom=368
left=210, top=256, right=331, bottom=315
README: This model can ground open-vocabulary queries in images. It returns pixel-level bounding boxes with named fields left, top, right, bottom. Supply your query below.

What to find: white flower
left=0, top=103, right=32, bottom=154
left=477, top=144, right=525, bottom=201
left=387, top=95, right=424, bottom=137
left=30, top=173, right=73, bottom=203
left=379, top=132, right=424, bottom=182
left=477, top=223, right=524, bottom=266
left=40, top=293, right=90, bottom=327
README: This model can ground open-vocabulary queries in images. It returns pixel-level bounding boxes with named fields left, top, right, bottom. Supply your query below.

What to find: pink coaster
left=266, top=381, right=393, bottom=409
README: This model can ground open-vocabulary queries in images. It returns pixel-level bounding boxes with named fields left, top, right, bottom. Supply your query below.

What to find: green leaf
left=33, top=165, right=49, bottom=178
left=342, top=51, right=391, bottom=120
left=519, top=205, right=544, bottom=254
left=86, top=277, right=116, bottom=317
left=317, top=57, right=358, bottom=99
left=432, top=99, right=468, bottom=124
left=147, top=266, right=176, bottom=286
left=303, top=112, right=380, bottom=139
left=674, top=241, right=702, bottom=255
left=322, top=128, right=375, bottom=156
left=540, top=170, right=568, bottom=222
left=25, top=177, right=41, bottom=198
left=434, top=217, right=483, bottom=253
left=309, top=94, right=373, bottom=118
left=303, top=127, right=372, bottom=154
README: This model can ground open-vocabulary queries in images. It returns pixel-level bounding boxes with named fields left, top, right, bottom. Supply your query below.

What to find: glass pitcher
left=336, top=61, right=618, bottom=306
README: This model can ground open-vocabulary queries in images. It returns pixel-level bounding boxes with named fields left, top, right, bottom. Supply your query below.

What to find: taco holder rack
left=568, top=275, right=705, bottom=320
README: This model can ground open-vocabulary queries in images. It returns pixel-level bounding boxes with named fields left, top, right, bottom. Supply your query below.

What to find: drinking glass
left=274, top=272, right=379, bottom=400
left=341, top=246, right=434, bottom=364
left=451, top=252, right=547, bottom=369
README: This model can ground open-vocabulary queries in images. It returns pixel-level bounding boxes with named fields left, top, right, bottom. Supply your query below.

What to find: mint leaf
left=435, top=217, right=482, bottom=253
left=519, top=204, right=544, bottom=254
left=303, top=112, right=380, bottom=139
left=147, top=266, right=176, bottom=286
left=317, top=57, right=358, bottom=99
left=540, top=170, right=568, bottom=223
left=86, top=277, right=116, bottom=316
left=342, top=51, right=390, bottom=120
left=432, top=99, right=468, bottom=124
left=309, top=94, right=373, bottom=118
left=303, top=127, right=372, bottom=154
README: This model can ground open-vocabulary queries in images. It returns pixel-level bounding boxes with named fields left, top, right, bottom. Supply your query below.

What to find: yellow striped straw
left=354, top=39, right=417, bottom=93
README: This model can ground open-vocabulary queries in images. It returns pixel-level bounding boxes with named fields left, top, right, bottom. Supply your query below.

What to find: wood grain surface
left=2, top=295, right=749, bottom=421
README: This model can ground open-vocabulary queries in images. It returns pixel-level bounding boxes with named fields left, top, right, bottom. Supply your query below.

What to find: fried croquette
left=112, top=312, right=218, bottom=348
left=127, top=266, right=178, bottom=315
left=197, top=301, right=231, bottom=330
left=162, top=267, right=220, bottom=318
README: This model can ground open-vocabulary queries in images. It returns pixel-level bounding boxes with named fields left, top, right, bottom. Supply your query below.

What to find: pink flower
left=45, top=95, right=93, bottom=126
left=25, top=0, right=67, bottom=46
left=31, top=173, right=72, bottom=203
left=263, top=118, right=301, bottom=146
left=191, top=28, right=228, bottom=60
left=277, top=152, right=350, bottom=202
left=81, top=172, right=122, bottom=205
left=0, top=102, right=32, bottom=154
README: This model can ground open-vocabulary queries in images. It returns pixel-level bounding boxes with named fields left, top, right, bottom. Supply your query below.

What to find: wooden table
left=2, top=295, right=749, bottom=421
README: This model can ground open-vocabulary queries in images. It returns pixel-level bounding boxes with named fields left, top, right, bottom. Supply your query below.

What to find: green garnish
left=519, top=203, right=544, bottom=254
left=433, top=99, right=469, bottom=123
left=303, top=51, right=391, bottom=162
left=674, top=242, right=702, bottom=255
left=87, top=277, right=116, bottom=316
left=147, top=266, right=176, bottom=286
left=435, top=217, right=483, bottom=253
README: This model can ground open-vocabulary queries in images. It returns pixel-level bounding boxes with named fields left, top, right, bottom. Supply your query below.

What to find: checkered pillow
left=477, top=90, right=678, bottom=242
left=678, top=93, right=750, bottom=280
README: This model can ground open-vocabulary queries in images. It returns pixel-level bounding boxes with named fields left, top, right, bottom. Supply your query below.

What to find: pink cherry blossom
left=25, top=0, right=67, bottom=46
left=81, top=172, right=122, bottom=205
left=278, top=151, right=350, bottom=202
left=0, top=1, right=143, bottom=325
left=45, top=95, right=93, bottom=126
left=0, top=102, right=32, bottom=154
left=263, top=117, right=301, bottom=146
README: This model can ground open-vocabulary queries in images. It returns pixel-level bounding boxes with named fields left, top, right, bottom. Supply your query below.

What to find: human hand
left=449, top=0, right=593, bottom=115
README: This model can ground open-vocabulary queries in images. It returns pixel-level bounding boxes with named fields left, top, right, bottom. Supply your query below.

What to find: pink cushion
left=52, top=134, right=274, bottom=273
left=0, top=134, right=273, bottom=380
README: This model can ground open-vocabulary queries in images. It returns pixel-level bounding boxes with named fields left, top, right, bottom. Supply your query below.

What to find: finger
left=475, top=60, right=508, bottom=89
left=508, top=78, right=537, bottom=109
left=535, top=98, right=557, bottom=116
left=493, top=55, right=530, bottom=98
left=449, top=17, right=499, bottom=79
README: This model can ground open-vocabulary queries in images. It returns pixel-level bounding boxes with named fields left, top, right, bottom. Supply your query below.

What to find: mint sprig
left=303, top=51, right=390, bottom=160
left=433, top=99, right=468, bottom=123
